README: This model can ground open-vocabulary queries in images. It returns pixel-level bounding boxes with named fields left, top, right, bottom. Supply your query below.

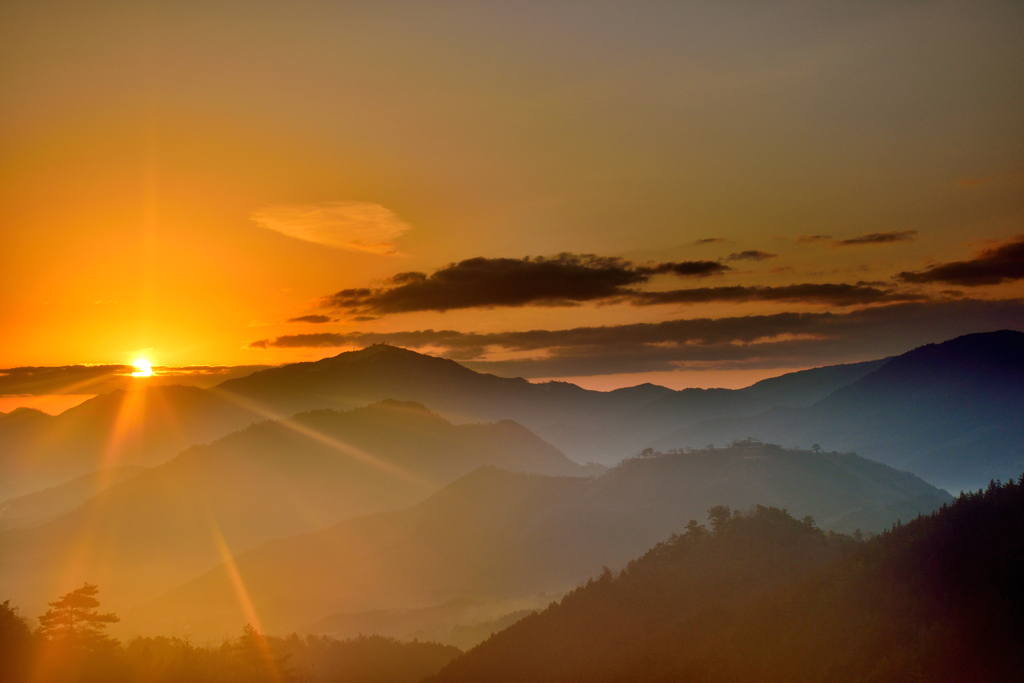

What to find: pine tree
left=36, top=583, right=119, bottom=652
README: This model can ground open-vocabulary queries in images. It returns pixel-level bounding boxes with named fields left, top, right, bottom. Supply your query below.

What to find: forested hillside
left=432, top=476, right=1024, bottom=683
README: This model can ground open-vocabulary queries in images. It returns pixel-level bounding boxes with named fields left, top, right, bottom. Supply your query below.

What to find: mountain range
left=133, top=442, right=949, bottom=639
left=6, top=331, right=1020, bottom=502
left=0, top=329, right=1020, bottom=648
left=657, top=330, right=1024, bottom=490
left=0, top=401, right=586, bottom=621
left=0, top=346, right=886, bottom=498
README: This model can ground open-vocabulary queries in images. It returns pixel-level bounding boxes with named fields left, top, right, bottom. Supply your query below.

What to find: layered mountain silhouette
left=0, top=346, right=883, bottom=499
left=136, top=442, right=949, bottom=639
left=428, top=476, right=1024, bottom=683
left=216, top=344, right=887, bottom=465
left=5, top=331, right=1020, bottom=501
left=657, top=330, right=1024, bottom=490
left=0, top=465, right=144, bottom=531
left=0, top=386, right=262, bottom=498
left=0, top=401, right=585, bottom=620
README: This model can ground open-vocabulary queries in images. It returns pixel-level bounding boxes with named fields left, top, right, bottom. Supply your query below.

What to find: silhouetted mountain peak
left=874, top=329, right=1024, bottom=379
left=312, top=344, right=479, bottom=376
left=0, top=407, right=53, bottom=425
left=827, top=329, right=1024, bottom=402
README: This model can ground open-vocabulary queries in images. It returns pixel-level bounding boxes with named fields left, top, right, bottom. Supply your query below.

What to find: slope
left=0, top=386, right=262, bottom=499
left=141, top=442, right=949, bottom=639
left=0, top=401, right=583, bottom=622
left=430, top=477, right=1024, bottom=683
left=658, top=330, right=1024, bottom=490
left=0, top=466, right=145, bottom=531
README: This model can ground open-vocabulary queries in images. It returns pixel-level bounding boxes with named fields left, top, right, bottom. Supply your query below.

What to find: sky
left=2, top=1, right=1023, bottom=400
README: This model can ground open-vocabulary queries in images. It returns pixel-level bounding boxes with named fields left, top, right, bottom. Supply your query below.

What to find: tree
left=0, top=600, right=32, bottom=683
left=37, top=583, right=119, bottom=652
left=707, top=505, right=734, bottom=533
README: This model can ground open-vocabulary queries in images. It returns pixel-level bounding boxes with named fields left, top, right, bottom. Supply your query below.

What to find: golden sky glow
left=1, top=2, right=1022, bottom=391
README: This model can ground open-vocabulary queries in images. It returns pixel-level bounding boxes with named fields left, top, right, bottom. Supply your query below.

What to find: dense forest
left=0, top=596, right=459, bottom=683
left=431, top=475, right=1024, bottom=683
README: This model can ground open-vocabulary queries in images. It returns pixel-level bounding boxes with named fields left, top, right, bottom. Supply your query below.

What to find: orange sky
left=1, top=2, right=1022, bottom=391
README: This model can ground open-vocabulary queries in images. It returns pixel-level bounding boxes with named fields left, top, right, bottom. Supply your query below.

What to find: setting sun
left=131, top=359, right=153, bottom=377
left=0, top=4, right=1022, bottom=682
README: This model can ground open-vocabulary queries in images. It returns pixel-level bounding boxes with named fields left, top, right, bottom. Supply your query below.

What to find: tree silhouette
left=37, top=583, right=119, bottom=652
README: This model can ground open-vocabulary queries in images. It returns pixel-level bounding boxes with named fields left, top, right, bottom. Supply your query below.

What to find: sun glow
left=131, top=359, right=153, bottom=377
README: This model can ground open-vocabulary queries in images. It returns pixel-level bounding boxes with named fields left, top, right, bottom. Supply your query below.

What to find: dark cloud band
left=249, top=298, right=1024, bottom=378
left=727, top=250, right=778, bottom=261
left=323, top=253, right=731, bottom=315
left=835, top=230, right=917, bottom=246
left=898, top=236, right=1024, bottom=286
left=0, top=365, right=272, bottom=397
left=628, top=283, right=924, bottom=307
left=286, top=315, right=333, bottom=324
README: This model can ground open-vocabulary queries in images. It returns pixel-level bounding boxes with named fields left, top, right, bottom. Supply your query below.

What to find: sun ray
left=207, top=519, right=283, bottom=683
left=206, top=388, right=433, bottom=486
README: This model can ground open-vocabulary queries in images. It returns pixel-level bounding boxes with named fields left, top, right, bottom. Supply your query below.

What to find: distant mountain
left=0, top=347, right=883, bottom=498
left=138, top=443, right=949, bottom=639
left=0, top=401, right=584, bottom=620
left=305, top=597, right=552, bottom=650
left=216, top=344, right=885, bottom=464
left=429, top=476, right=1024, bottom=683
left=0, top=386, right=261, bottom=498
left=0, top=465, right=145, bottom=531
left=657, top=330, right=1024, bottom=490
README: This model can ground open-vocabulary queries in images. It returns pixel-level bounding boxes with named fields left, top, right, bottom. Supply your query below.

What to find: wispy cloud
left=0, top=365, right=271, bottom=395
left=286, top=315, right=333, bottom=324
left=727, top=250, right=778, bottom=262
left=957, top=167, right=1024, bottom=188
left=835, top=230, right=917, bottom=246
left=251, top=201, right=411, bottom=255
left=694, top=237, right=732, bottom=245
left=629, top=283, right=923, bottom=307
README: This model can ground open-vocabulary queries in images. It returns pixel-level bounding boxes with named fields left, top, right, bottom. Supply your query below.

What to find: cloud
left=727, top=250, right=778, bottom=262
left=649, top=261, right=731, bottom=276
left=0, top=365, right=271, bottom=396
left=322, top=254, right=731, bottom=315
left=897, top=235, right=1024, bottom=286
left=629, top=283, right=924, bottom=307
left=835, top=230, right=917, bottom=246
left=248, top=299, right=1024, bottom=378
left=286, top=315, right=333, bottom=324
left=694, top=237, right=732, bottom=245
left=250, top=201, right=411, bottom=255
left=796, top=235, right=832, bottom=243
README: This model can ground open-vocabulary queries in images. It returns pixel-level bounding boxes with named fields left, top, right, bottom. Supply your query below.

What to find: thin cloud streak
left=251, top=201, right=411, bottom=255
left=835, top=230, right=918, bottom=246
left=286, top=315, right=333, bottom=324
left=0, top=365, right=271, bottom=396
left=628, top=283, right=924, bottom=307
left=727, top=251, right=778, bottom=261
